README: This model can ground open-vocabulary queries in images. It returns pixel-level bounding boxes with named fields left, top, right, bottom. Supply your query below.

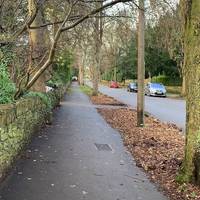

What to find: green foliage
left=145, top=24, right=180, bottom=79
left=102, top=37, right=137, bottom=82
left=190, top=191, right=197, bottom=199
left=25, top=92, right=52, bottom=111
left=145, top=46, right=179, bottom=78
left=80, top=85, right=93, bottom=96
left=152, top=75, right=181, bottom=86
left=101, top=70, right=113, bottom=81
left=102, top=7, right=182, bottom=83
left=102, top=25, right=180, bottom=83
left=49, top=49, right=73, bottom=87
left=116, top=38, right=137, bottom=81
left=71, top=67, right=79, bottom=77
left=165, top=86, right=181, bottom=94
left=176, top=173, right=191, bottom=184
left=0, top=61, right=16, bottom=104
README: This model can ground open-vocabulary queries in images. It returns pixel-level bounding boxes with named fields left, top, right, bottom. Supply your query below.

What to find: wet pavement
left=0, top=83, right=167, bottom=200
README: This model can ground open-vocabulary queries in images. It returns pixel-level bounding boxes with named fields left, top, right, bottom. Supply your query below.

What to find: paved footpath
left=0, top=83, right=167, bottom=200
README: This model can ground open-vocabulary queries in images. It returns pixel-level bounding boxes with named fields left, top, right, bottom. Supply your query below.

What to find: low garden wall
left=0, top=86, right=66, bottom=179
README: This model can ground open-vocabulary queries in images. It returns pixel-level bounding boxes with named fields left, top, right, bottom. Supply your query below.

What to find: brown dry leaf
left=90, top=94, right=125, bottom=106
left=90, top=93, right=200, bottom=200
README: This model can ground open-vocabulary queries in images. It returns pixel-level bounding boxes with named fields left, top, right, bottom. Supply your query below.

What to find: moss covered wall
left=0, top=86, right=66, bottom=178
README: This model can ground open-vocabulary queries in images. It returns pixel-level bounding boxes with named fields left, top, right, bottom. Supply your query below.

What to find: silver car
left=145, top=83, right=167, bottom=97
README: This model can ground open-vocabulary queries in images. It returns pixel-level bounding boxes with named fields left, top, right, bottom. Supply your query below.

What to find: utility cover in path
left=94, top=143, right=112, bottom=151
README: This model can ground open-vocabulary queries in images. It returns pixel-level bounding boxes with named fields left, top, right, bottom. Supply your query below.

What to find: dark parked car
left=127, top=82, right=138, bottom=92
left=110, top=81, right=119, bottom=88
left=145, top=83, right=167, bottom=97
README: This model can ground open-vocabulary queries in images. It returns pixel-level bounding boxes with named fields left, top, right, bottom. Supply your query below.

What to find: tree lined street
left=87, top=81, right=186, bottom=130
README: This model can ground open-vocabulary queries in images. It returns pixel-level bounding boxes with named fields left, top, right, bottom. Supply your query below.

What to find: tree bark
left=137, top=0, right=145, bottom=127
left=180, top=0, right=187, bottom=97
left=78, top=51, right=84, bottom=85
left=148, top=71, right=151, bottom=82
left=14, top=0, right=131, bottom=98
left=28, top=0, right=48, bottom=92
left=79, top=65, right=84, bottom=85
left=92, top=1, right=103, bottom=96
left=179, top=0, right=200, bottom=185
left=181, top=75, right=186, bottom=96
left=113, top=67, right=117, bottom=82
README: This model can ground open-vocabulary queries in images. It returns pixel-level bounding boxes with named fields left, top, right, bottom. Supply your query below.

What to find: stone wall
left=0, top=86, right=66, bottom=178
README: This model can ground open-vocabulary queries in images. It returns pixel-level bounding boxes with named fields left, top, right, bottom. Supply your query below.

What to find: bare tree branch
left=61, top=0, right=132, bottom=32
left=15, top=0, right=135, bottom=97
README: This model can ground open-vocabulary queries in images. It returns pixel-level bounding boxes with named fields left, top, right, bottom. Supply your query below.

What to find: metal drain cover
left=94, top=143, right=112, bottom=151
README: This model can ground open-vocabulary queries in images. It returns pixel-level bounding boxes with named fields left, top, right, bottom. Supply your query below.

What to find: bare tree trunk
left=28, top=0, right=48, bottom=92
left=181, top=75, right=186, bottom=96
left=79, top=62, right=84, bottom=85
left=14, top=0, right=130, bottom=99
left=92, top=1, right=103, bottom=96
left=178, top=0, right=200, bottom=185
left=180, top=55, right=186, bottom=97
left=76, top=50, right=84, bottom=85
left=114, top=67, right=117, bottom=82
left=148, top=71, right=151, bottom=82
left=137, top=0, right=145, bottom=127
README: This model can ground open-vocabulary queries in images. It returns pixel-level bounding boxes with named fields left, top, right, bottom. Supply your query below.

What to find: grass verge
left=166, top=86, right=181, bottom=95
left=80, top=85, right=126, bottom=106
left=80, top=85, right=93, bottom=96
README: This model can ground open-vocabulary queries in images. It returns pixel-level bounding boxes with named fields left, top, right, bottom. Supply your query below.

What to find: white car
left=72, top=76, right=78, bottom=81
left=145, top=83, right=167, bottom=97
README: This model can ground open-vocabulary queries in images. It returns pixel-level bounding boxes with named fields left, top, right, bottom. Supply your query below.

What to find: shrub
left=24, top=92, right=52, bottom=111
left=151, top=75, right=181, bottom=86
left=0, top=63, right=16, bottom=104
left=49, top=50, right=73, bottom=86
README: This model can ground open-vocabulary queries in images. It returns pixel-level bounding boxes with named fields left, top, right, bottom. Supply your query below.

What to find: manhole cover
left=94, top=143, right=112, bottom=151
left=42, top=160, right=57, bottom=164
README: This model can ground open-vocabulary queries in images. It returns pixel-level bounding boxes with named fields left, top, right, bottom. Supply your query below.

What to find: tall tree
left=92, top=1, right=103, bottom=95
left=179, top=0, right=200, bottom=185
left=13, top=0, right=131, bottom=98
left=28, top=0, right=49, bottom=92
left=137, top=0, right=145, bottom=127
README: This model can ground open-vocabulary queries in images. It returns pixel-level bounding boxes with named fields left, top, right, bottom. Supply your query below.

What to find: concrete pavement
left=0, top=83, right=167, bottom=200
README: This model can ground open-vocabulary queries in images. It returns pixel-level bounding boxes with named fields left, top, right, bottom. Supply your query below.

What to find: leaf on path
left=97, top=106, right=200, bottom=200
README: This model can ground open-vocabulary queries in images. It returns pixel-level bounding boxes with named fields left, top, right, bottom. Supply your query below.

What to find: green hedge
left=0, top=63, right=16, bottom=104
left=151, top=75, right=181, bottom=86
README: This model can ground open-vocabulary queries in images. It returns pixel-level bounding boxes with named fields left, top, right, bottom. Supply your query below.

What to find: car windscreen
left=130, top=83, right=137, bottom=86
left=150, top=83, right=165, bottom=89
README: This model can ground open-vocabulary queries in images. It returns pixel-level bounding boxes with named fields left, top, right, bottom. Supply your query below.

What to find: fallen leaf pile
left=90, top=94, right=125, bottom=106
left=91, top=94, right=200, bottom=200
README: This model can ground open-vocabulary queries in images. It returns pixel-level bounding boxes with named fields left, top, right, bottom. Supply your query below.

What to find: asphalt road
left=87, top=82, right=186, bottom=131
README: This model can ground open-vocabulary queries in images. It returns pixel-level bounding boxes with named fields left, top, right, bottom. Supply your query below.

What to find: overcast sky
left=106, top=0, right=179, bottom=13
